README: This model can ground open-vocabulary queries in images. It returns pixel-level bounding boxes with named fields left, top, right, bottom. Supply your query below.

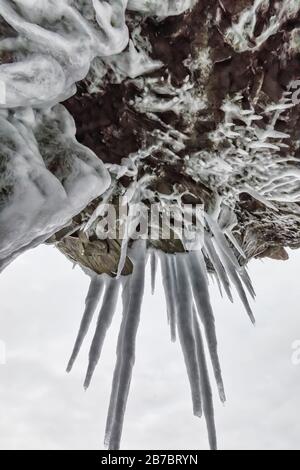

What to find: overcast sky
left=0, top=244, right=299, bottom=450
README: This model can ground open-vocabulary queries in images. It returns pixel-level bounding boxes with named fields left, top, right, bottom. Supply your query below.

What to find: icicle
left=204, top=235, right=233, bottom=302
left=239, top=266, right=256, bottom=300
left=84, top=278, right=121, bottom=389
left=150, top=251, right=157, bottom=295
left=174, top=254, right=202, bottom=418
left=186, top=252, right=226, bottom=403
left=208, top=267, right=223, bottom=298
left=116, top=215, right=141, bottom=278
left=206, top=214, right=256, bottom=302
left=203, top=243, right=225, bottom=299
left=193, top=308, right=217, bottom=450
left=160, top=254, right=170, bottom=325
left=159, top=252, right=177, bottom=342
left=169, top=256, right=178, bottom=342
left=67, top=275, right=104, bottom=372
left=212, top=238, right=255, bottom=324
left=225, top=230, right=246, bottom=259
left=105, top=241, right=146, bottom=450
left=104, top=276, right=130, bottom=448
left=116, top=237, right=129, bottom=279
left=205, top=214, right=241, bottom=270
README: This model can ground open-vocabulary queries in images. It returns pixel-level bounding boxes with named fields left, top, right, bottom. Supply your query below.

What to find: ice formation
left=0, top=105, right=110, bottom=270
left=66, top=229, right=254, bottom=450
left=1, top=0, right=300, bottom=451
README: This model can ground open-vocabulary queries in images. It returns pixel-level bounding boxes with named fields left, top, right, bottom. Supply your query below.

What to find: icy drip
left=169, top=252, right=219, bottom=449
left=173, top=254, right=204, bottom=418
left=186, top=251, right=225, bottom=403
left=84, top=278, right=121, bottom=389
left=105, top=241, right=146, bottom=450
left=160, top=252, right=177, bottom=342
left=192, top=308, right=217, bottom=451
left=150, top=251, right=157, bottom=295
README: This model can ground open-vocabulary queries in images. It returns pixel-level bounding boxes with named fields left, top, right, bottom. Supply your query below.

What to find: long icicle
left=192, top=308, right=217, bottom=450
left=160, top=252, right=177, bottom=342
left=174, top=254, right=202, bottom=418
left=84, top=278, right=121, bottom=389
left=205, top=214, right=242, bottom=270
left=204, top=248, right=224, bottom=299
left=204, top=235, right=233, bottom=303
left=150, top=251, right=157, bottom=295
left=187, top=251, right=226, bottom=403
left=212, top=237, right=255, bottom=324
left=169, top=256, right=178, bottom=342
left=239, top=266, right=256, bottom=300
left=105, top=241, right=146, bottom=450
left=67, top=275, right=104, bottom=372
left=206, top=214, right=255, bottom=300
left=104, top=276, right=130, bottom=448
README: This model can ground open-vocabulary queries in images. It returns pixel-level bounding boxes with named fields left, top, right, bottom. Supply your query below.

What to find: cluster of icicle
left=67, top=212, right=255, bottom=450
left=185, top=87, right=300, bottom=219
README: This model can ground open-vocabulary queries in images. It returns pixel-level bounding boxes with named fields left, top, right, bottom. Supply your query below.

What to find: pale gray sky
left=0, top=244, right=299, bottom=450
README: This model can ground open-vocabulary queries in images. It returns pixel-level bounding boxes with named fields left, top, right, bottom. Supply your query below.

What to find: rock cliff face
left=1, top=0, right=300, bottom=451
